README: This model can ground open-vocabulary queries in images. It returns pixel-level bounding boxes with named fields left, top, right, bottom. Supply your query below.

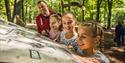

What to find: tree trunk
left=61, top=0, right=64, bottom=13
left=29, top=6, right=32, bottom=23
left=25, top=0, right=28, bottom=23
left=107, top=0, right=112, bottom=29
left=21, top=0, right=24, bottom=23
left=12, top=0, right=22, bottom=22
left=82, top=0, right=86, bottom=22
left=104, top=0, right=107, bottom=26
left=4, top=0, right=11, bottom=22
left=90, top=0, right=94, bottom=20
left=96, top=0, right=102, bottom=22
left=90, top=12, right=93, bottom=20
left=68, top=0, right=70, bottom=11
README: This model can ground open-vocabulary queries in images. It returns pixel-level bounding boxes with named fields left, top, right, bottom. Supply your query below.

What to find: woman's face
left=77, top=26, right=96, bottom=50
left=62, top=14, right=76, bottom=31
left=49, top=18, right=60, bottom=30
left=38, top=2, right=50, bottom=16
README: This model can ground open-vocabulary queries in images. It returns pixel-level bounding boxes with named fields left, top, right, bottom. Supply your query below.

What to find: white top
left=60, top=30, right=78, bottom=51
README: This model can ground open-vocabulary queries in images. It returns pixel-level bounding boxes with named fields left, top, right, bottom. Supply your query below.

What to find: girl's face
left=49, top=17, right=60, bottom=30
left=77, top=26, right=96, bottom=50
left=62, top=14, right=76, bottom=30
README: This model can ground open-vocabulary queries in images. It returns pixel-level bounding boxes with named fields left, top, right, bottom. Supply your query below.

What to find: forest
left=0, top=0, right=125, bottom=63
left=0, top=0, right=125, bottom=29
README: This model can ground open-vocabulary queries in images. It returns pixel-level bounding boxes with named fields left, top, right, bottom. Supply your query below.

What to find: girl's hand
left=73, top=26, right=78, bottom=36
left=79, top=57, right=100, bottom=63
left=67, top=45, right=73, bottom=49
left=85, top=58, right=100, bottom=63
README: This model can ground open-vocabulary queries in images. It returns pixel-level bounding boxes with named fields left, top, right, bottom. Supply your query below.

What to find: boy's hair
left=80, top=22, right=104, bottom=42
left=37, top=0, right=47, bottom=4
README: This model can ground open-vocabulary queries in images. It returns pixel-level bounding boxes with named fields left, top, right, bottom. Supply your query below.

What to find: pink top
left=49, top=29, right=60, bottom=41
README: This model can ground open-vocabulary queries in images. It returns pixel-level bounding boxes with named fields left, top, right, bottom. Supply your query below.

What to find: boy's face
left=77, top=26, right=95, bottom=50
left=49, top=18, right=60, bottom=30
left=62, top=14, right=76, bottom=31
left=38, top=2, right=49, bottom=16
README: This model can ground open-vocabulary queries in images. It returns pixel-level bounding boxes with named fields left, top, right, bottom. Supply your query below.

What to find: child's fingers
left=86, top=58, right=100, bottom=63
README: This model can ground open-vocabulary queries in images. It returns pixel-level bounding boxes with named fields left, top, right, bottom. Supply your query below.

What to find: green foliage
left=0, top=0, right=6, bottom=19
left=1, top=0, right=125, bottom=27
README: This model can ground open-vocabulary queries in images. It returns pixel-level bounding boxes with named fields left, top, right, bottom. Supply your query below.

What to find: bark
left=12, top=0, right=22, bottom=22
left=82, top=0, right=86, bottom=22
left=107, top=0, right=112, bottom=29
left=96, top=0, right=102, bottom=22
left=21, top=0, right=24, bottom=23
left=4, top=0, right=11, bottom=21
left=68, top=0, right=70, bottom=11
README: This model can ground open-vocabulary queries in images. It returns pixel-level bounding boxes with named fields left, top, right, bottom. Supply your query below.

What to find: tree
left=82, top=0, right=86, bottom=22
left=107, top=0, right=112, bottom=29
left=21, top=0, right=24, bottom=22
left=12, top=0, right=22, bottom=22
left=61, top=0, right=64, bottom=13
left=68, top=0, right=70, bottom=11
left=4, top=0, right=11, bottom=21
left=96, top=0, right=102, bottom=22
left=1, top=0, right=125, bottom=26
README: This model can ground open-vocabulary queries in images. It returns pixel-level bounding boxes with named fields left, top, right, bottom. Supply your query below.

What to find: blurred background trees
left=0, top=0, right=125, bottom=29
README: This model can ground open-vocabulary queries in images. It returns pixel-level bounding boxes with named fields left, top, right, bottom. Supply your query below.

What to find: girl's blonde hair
left=50, top=14, right=62, bottom=31
left=79, top=22, right=104, bottom=43
left=50, top=14, right=61, bottom=22
left=61, top=12, right=77, bottom=22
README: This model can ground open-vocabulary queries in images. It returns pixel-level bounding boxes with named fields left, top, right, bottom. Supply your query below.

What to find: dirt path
left=102, top=29, right=125, bottom=63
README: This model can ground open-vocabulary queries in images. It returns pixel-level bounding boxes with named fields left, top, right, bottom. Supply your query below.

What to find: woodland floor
left=102, top=28, right=125, bottom=63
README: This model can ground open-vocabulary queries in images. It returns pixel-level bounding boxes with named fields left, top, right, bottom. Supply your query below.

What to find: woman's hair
left=50, top=14, right=62, bottom=31
left=79, top=22, right=104, bottom=42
